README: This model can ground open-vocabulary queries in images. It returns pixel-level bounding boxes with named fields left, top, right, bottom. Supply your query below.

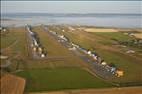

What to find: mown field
left=47, top=25, right=142, bottom=84
left=16, top=68, right=112, bottom=92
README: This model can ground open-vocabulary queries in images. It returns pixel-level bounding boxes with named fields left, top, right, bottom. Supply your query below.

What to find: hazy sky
left=1, top=1, right=142, bottom=14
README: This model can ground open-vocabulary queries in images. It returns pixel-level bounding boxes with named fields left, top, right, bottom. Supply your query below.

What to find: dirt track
left=29, top=87, right=142, bottom=94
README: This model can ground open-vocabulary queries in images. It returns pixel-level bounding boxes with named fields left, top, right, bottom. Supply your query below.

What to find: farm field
left=0, top=74, right=26, bottom=94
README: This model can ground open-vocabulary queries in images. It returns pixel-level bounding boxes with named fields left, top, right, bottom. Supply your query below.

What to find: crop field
left=16, top=68, right=112, bottom=92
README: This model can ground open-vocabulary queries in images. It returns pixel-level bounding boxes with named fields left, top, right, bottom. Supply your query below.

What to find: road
left=28, top=86, right=142, bottom=94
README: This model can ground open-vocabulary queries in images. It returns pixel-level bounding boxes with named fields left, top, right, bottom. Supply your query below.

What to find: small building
left=87, top=50, right=92, bottom=55
left=101, top=61, right=107, bottom=66
left=33, top=39, right=39, bottom=47
left=91, top=52, right=97, bottom=57
left=0, top=27, right=7, bottom=33
left=97, top=56, right=102, bottom=63
left=115, top=70, right=124, bottom=77
left=62, top=29, right=65, bottom=32
left=38, top=47, right=42, bottom=53
left=68, top=47, right=76, bottom=50
left=0, top=55, right=8, bottom=60
left=33, top=47, right=37, bottom=52
left=126, top=50, right=135, bottom=54
left=68, top=26, right=75, bottom=31
left=93, top=56, right=98, bottom=60
left=31, top=44, right=34, bottom=47
left=41, top=53, right=45, bottom=58
left=129, top=33, right=134, bottom=37
left=110, top=67, right=116, bottom=73
left=3, top=28, right=7, bottom=32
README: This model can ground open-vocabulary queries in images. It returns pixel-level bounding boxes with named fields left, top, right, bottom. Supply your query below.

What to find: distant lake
left=1, top=13, right=142, bottom=28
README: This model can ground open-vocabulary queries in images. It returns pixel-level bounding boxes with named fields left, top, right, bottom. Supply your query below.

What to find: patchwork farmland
left=0, top=25, right=142, bottom=93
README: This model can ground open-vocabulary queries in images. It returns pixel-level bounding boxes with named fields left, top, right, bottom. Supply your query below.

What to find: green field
left=16, top=68, right=112, bottom=92
left=92, top=32, right=133, bottom=41
left=90, top=32, right=134, bottom=45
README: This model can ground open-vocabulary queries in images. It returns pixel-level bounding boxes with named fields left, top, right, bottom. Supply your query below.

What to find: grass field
left=0, top=26, right=85, bottom=70
left=47, top=25, right=142, bottom=83
left=90, top=32, right=134, bottom=45
left=0, top=27, right=29, bottom=72
left=32, top=26, right=71, bottom=56
left=1, top=26, right=114, bottom=92
left=1, top=27, right=28, bottom=57
left=16, top=68, right=112, bottom=92
left=1, top=31, right=17, bottom=49
left=1, top=26, right=142, bottom=93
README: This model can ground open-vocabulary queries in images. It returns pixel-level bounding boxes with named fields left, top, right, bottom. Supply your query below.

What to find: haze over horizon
left=1, top=1, right=142, bottom=14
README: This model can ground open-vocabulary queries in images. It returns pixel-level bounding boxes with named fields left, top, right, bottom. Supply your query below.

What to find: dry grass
left=85, top=28, right=118, bottom=33
left=133, top=33, right=142, bottom=39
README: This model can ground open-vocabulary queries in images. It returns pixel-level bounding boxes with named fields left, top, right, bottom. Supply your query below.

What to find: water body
left=1, top=13, right=142, bottom=28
